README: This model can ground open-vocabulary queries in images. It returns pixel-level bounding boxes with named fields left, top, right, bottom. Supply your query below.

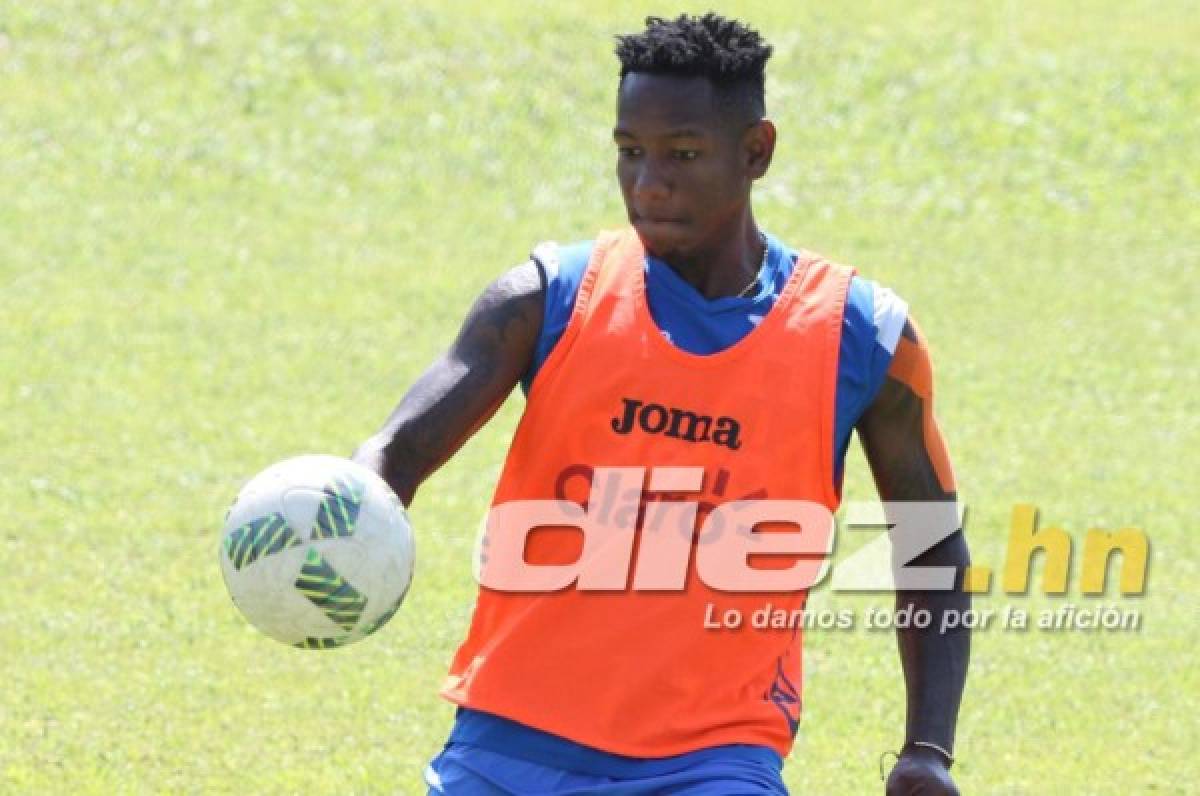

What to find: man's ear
left=743, top=118, right=776, bottom=179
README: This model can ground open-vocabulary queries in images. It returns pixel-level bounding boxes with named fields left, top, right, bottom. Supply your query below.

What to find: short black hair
left=614, top=13, right=773, bottom=122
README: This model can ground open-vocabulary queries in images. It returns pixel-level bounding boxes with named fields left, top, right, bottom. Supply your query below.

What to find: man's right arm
left=352, top=261, right=545, bottom=506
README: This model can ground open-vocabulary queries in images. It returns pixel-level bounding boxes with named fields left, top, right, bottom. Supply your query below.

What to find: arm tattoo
left=371, top=261, right=545, bottom=505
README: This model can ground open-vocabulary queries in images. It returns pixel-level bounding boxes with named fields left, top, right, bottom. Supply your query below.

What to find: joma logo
left=610, top=397, right=743, bottom=450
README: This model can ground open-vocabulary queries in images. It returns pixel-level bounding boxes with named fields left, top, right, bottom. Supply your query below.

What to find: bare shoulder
left=451, top=259, right=546, bottom=368
left=478, top=260, right=544, bottom=312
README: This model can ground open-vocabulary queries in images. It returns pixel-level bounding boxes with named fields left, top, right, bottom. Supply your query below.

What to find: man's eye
left=618, top=146, right=643, bottom=157
left=673, top=149, right=700, bottom=161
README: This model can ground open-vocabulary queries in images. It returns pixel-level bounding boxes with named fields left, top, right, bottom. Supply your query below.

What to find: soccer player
left=355, top=13, right=969, bottom=795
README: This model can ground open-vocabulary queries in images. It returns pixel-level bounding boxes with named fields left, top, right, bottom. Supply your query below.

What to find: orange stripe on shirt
left=889, top=320, right=957, bottom=493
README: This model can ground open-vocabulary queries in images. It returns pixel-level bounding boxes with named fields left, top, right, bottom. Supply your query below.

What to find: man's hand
left=885, top=746, right=959, bottom=795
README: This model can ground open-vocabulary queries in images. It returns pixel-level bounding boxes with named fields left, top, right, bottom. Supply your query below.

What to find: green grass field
left=2, top=1, right=1197, bottom=792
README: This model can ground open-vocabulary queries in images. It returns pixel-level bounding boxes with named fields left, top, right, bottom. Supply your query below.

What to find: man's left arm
left=855, top=317, right=970, bottom=796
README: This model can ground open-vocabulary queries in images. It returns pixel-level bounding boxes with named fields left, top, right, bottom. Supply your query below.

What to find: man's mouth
left=634, top=214, right=685, bottom=225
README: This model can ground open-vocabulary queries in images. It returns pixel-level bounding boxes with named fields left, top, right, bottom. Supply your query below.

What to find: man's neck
left=658, top=212, right=766, bottom=300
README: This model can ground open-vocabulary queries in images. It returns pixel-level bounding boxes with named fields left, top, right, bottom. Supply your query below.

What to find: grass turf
left=1, top=1, right=1196, bottom=792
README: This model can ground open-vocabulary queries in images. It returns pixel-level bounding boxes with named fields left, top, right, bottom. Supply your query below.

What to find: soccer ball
left=218, top=454, right=414, bottom=649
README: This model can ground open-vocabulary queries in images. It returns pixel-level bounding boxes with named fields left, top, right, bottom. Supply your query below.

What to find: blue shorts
left=425, top=742, right=788, bottom=796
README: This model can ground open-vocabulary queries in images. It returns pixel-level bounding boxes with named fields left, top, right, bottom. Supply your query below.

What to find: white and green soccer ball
left=218, top=455, right=414, bottom=649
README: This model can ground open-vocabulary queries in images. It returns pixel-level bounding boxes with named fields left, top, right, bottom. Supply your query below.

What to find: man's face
left=614, top=73, right=768, bottom=263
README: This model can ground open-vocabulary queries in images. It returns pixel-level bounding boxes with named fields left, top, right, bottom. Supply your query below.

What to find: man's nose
left=633, top=160, right=671, bottom=203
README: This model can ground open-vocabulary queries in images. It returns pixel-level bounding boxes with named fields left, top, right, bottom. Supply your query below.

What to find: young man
left=356, top=13, right=969, bottom=795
